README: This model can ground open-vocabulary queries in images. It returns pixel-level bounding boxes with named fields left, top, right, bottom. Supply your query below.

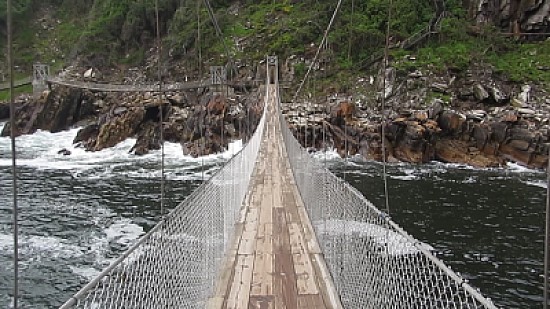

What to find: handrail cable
left=7, top=0, right=20, bottom=307
left=292, top=0, right=344, bottom=103
left=545, top=145, right=550, bottom=309
left=155, top=0, right=165, bottom=217
left=381, top=0, right=393, bottom=216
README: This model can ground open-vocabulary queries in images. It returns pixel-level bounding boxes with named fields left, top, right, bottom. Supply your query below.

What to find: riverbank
left=1, top=59, right=549, bottom=170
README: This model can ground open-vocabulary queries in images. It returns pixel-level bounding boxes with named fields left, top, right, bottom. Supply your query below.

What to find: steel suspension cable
left=197, top=0, right=202, bottom=80
left=7, top=0, right=19, bottom=307
left=155, top=0, right=165, bottom=217
left=292, top=0, right=344, bottom=103
left=381, top=0, right=393, bottom=216
left=545, top=146, right=550, bottom=309
left=203, top=0, right=237, bottom=77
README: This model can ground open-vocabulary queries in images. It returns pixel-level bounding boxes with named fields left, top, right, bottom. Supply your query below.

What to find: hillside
left=1, top=0, right=549, bottom=85
left=1, top=0, right=549, bottom=168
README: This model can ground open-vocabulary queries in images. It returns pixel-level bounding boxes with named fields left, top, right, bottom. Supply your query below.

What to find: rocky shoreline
left=1, top=61, right=549, bottom=170
left=284, top=97, right=548, bottom=169
left=1, top=85, right=263, bottom=157
left=282, top=62, right=549, bottom=169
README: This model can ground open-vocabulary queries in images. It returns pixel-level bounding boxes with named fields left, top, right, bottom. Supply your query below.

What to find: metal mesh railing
left=61, top=78, right=498, bottom=308
left=59, top=89, right=267, bottom=309
left=277, top=88, right=498, bottom=308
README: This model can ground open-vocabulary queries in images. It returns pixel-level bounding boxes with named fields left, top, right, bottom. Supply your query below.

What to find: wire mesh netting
left=60, top=78, right=498, bottom=309
left=59, top=92, right=267, bottom=309
left=277, top=88, right=498, bottom=308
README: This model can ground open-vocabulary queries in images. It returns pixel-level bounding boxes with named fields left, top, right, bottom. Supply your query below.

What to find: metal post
left=197, top=0, right=202, bottom=80
left=32, top=63, right=49, bottom=97
left=545, top=146, right=550, bottom=309
left=155, top=0, right=165, bottom=218
left=7, top=0, right=20, bottom=307
left=381, top=0, right=393, bottom=216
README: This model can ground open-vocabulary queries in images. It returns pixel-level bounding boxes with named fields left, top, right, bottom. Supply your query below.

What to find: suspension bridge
left=6, top=0, right=539, bottom=307
left=54, top=57, right=498, bottom=309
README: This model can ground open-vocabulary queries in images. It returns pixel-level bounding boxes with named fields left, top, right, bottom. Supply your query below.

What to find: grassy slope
left=1, top=0, right=548, bottom=101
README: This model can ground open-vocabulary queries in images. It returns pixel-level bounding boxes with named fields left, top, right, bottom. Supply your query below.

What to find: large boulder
left=473, top=84, right=490, bottom=101
left=438, top=111, right=465, bottom=136
left=75, top=106, right=145, bottom=152
left=206, top=95, right=227, bottom=115
left=1, top=87, right=97, bottom=137
left=329, top=101, right=356, bottom=126
left=470, top=0, right=550, bottom=35
left=130, top=121, right=161, bottom=155
left=435, top=139, right=502, bottom=168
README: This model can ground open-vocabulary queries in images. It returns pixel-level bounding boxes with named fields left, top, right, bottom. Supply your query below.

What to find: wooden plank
left=283, top=191, right=300, bottom=224
left=295, top=201, right=322, bottom=255
left=226, top=254, right=255, bottom=309
left=248, top=295, right=275, bottom=309
left=273, top=207, right=298, bottom=308
left=288, top=223, right=303, bottom=255
left=238, top=232, right=257, bottom=255
left=289, top=223, right=320, bottom=295
left=293, top=252, right=320, bottom=295
left=215, top=85, right=341, bottom=309
left=297, top=294, right=326, bottom=309
left=250, top=252, right=274, bottom=296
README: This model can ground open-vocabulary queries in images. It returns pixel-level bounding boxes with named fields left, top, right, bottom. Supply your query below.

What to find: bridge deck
left=208, top=86, right=339, bottom=309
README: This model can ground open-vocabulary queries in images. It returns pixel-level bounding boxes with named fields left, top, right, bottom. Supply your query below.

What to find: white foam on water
left=0, top=122, right=244, bottom=180
left=0, top=233, right=84, bottom=259
left=390, top=175, right=418, bottom=181
left=314, top=219, right=433, bottom=256
left=522, top=180, right=547, bottom=189
left=68, top=266, right=100, bottom=281
left=390, top=167, right=419, bottom=181
left=462, top=176, right=478, bottom=184
left=312, top=148, right=343, bottom=161
left=505, top=162, right=544, bottom=174
left=103, top=218, right=145, bottom=246
left=429, top=161, right=477, bottom=171
left=76, top=217, right=146, bottom=275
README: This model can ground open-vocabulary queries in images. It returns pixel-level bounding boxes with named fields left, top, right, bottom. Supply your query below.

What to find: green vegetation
left=1, top=0, right=549, bottom=98
left=0, top=84, right=32, bottom=101
left=390, top=16, right=550, bottom=85
left=488, top=40, right=550, bottom=83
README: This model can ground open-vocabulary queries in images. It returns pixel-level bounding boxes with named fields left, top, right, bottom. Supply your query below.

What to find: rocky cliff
left=1, top=86, right=262, bottom=157
left=468, top=0, right=550, bottom=36
left=1, top=0, right=548, bottom=169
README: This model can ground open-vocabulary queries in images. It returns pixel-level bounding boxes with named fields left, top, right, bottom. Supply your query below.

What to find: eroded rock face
left=284, top=85, right=549, bottom=169
left=73, top=91, right=261, bottom=157
left=94, top=106, right=145, bottom=151
left=468, top=0, right=550, bottom=36
left=1, top=87, right=96, bottom=137
left=3, top=83, right=261, bottom=158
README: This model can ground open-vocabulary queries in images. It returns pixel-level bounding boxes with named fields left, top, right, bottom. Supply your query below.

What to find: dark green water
left=329, top=158, right=547, bottom=309
left=0, top=123, right=547, bottom=308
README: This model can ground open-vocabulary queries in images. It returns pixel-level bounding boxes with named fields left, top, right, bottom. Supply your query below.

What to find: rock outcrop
left=284, top=71, right=549, bottom=169
left=468, top=0, right=550, bottom=37
left=3, top=84, right=262, bottom=157
left=1, top=88, right=97, bottom=137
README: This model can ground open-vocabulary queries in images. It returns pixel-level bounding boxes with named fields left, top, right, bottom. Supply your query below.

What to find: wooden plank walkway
left=208, top=86, right=341, bottom=309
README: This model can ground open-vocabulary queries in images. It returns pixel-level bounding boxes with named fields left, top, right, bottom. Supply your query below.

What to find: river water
left=0, top=121, right=547, bottom=308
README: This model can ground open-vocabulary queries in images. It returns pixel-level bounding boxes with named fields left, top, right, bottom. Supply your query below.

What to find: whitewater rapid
left=0, top=122, right=243, bottom=180
left=0, top=121, right=244, bottom=307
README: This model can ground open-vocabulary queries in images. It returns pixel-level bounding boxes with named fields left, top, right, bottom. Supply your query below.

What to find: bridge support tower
left=33, top=63, right=49, bottom=98
left=267, top=56, right=278, bottom=85
left=210, top=66, right=230, bottom=95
